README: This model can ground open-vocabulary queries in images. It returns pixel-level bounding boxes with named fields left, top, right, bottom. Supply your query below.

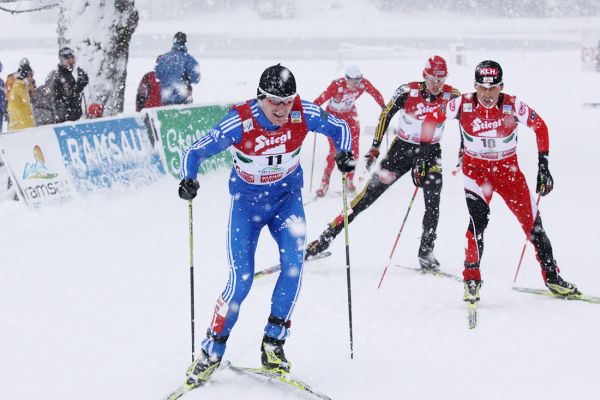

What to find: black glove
left=411, top=144, right=432, bottom=188
left=335, top=151, right=355, bottom=173
left=456, top=147, right=464, bottom=169
left=536, top=152, right=554, bottom=196
left=178, top=178, right=200, bottom=200
left=77, top=67, right=89, bottom=88
left=364, top=145, right=380, bottom=171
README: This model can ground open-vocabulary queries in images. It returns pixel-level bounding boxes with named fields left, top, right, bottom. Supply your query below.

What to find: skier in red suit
left=314, top=65, right=385, bottom=196
left=420, top=60, right=578, bottom=303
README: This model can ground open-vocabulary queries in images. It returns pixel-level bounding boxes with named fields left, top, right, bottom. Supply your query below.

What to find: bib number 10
left=266, top=155, right=283, bottom=166
left=481, top=138, right=497, bottom=148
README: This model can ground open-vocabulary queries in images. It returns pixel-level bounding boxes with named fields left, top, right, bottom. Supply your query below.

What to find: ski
left=396, top=264, right=463, bottom=282
left=583, top=102, right=600, bottom=109
left=512, top=287, right=600, bottom=304
left=303, top=195, right=320, bottom=206
left=163, top=385, right=187, bottom=400
left=223, top=361, right=333, bottom=400
left=254, top=251, right=332, bottom=279
left=467, top=301, right=478, bottom=329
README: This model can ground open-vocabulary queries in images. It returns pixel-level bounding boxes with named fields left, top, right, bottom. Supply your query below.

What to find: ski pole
left=341, top=173, right=354, bottom=359
left=513, top=194, right=541, bottom=283
left=308, top=132, right=317, bottom=192
left=188, top=200, right=196, bottom=361
left=377, top=186, right=419, bottom=289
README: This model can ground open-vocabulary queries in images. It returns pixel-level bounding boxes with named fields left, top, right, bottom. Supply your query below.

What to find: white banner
left=0, top=128, right=77, bottom=208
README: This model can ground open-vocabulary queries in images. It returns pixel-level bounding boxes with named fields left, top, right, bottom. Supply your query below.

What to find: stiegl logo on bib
left=254, top=131, right=292, bottom=152
left=471, top=118, right=504, bottom=133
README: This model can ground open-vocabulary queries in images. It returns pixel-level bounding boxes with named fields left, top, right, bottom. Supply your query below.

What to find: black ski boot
left=544, top=268, right=578, bottom=296
left=418, top=251, right=440, bottom=271
left=418, top=233, right=440, bottom=271
left=261, top=335, right=291, bottom=373
left=305, top=222, right=342, bottom=259
left=185, top=349, right=221, bottom=389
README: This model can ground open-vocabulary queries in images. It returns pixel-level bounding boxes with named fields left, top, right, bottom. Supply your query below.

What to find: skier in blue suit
left=178, top=64, right=354, bottom=388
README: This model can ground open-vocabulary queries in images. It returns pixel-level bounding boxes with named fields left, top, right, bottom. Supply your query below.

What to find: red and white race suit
left=422, top=92, right=554, bottom=281
left=314, top=77, right=385, bottom=183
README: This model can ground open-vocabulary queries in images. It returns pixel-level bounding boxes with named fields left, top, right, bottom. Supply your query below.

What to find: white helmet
left=345, top=65, right=362, bottom=80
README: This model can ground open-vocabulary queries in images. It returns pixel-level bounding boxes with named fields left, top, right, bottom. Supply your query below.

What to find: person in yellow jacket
left=6, top=58, right=36, bottom=98
left=7, top=64, right=36, bottom=131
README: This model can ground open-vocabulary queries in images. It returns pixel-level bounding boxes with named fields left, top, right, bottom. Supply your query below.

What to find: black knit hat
left=18, top=63, right=33, bottom=78
left=173, top=32, right=187, bottom=45
left=59, top=47, right=75, bottom=59
left=257, top=64, right=296, bottom=99
left=475, top=60, right=503, bottom=87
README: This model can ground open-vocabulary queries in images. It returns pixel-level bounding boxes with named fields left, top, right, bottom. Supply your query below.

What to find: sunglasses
left=475, top=82, right=502, bottom=89
left=259, top=88, right=296, bottom=105
left=424, top=74, right=446, bottom=84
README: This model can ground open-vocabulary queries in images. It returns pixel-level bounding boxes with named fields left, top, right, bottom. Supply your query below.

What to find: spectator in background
left=87, top=103, right=104, bottom=119
left=596, top=40, right=600, bottom=72
left=155, top=32, right=200, bottom=105
left=6, top=58, right=36, bottom=100
left=32, top=78, right=56, bottom=126
left=135, top=70, right=162, bottom=111
left=0, top=61, right=7, bottom=131
left=7, top=63, right=36, bottom=131
left=52, top=47, right=89, bottom=123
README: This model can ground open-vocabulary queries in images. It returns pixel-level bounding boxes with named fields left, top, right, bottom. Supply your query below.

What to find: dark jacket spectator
left=52, top=47, right=89, bottom=123
left=32, top=78, right=56, bottom=126
left=32, top=68, right=60, bottom=126
left=136, top=71, right=162, bottom=112
left=155, top=32, right=200, bottom=105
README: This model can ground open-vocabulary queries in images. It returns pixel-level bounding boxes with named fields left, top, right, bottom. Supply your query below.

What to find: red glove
left=364, top=147, right=380, bottom=171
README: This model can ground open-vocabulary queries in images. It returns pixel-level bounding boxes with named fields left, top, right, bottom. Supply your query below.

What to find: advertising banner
left=53, top=117, right=165, bottom=194
left=155, top=105, right=233, bottom=178
left=0, top=128, right=77, bottom=208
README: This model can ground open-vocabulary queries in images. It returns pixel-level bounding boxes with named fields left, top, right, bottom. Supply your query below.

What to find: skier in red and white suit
left=314, top=65, right=385, bottom=195
left=420, top=60, right=578, bottom=302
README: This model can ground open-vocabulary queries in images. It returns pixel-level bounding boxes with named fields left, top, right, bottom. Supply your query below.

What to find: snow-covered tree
left=57, top=0, right=138, bottom=116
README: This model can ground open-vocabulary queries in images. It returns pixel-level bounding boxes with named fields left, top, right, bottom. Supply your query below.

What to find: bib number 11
left=266, top=155, right=283, bottom=166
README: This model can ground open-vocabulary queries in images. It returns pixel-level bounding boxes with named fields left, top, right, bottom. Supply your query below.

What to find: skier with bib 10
left=419, top=60, right=578, bottom=303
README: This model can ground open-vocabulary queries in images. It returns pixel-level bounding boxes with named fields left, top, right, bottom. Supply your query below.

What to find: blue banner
left=53, top=117, right=165, bottom=194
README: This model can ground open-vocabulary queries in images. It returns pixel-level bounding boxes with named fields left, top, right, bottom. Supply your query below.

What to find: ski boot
left=418, top=233, right=440, bottom=271
left=304, top=220, right=343, bottom=259
left=305, top=238, right=329, bottom=259
left=544, top=269, right=578, bottom=296
left=261, top=335, right=291, bottom=374
left=316, top=178, right=330, bottom=197
left=418, top=251, right=440, bottom=271
left=185, top=349, right=221, bottom=389
left=463, top=280, right=482, bottom=304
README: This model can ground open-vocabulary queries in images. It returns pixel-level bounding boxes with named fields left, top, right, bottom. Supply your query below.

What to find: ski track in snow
left=2, top=9, right=600, bottom=400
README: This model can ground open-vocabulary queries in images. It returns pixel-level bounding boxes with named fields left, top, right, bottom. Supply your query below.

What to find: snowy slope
left=2, top=6, right=600, bottom=400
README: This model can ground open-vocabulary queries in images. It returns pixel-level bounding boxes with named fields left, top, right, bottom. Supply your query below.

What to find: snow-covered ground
left=2, top=4, right=600, bottom=400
